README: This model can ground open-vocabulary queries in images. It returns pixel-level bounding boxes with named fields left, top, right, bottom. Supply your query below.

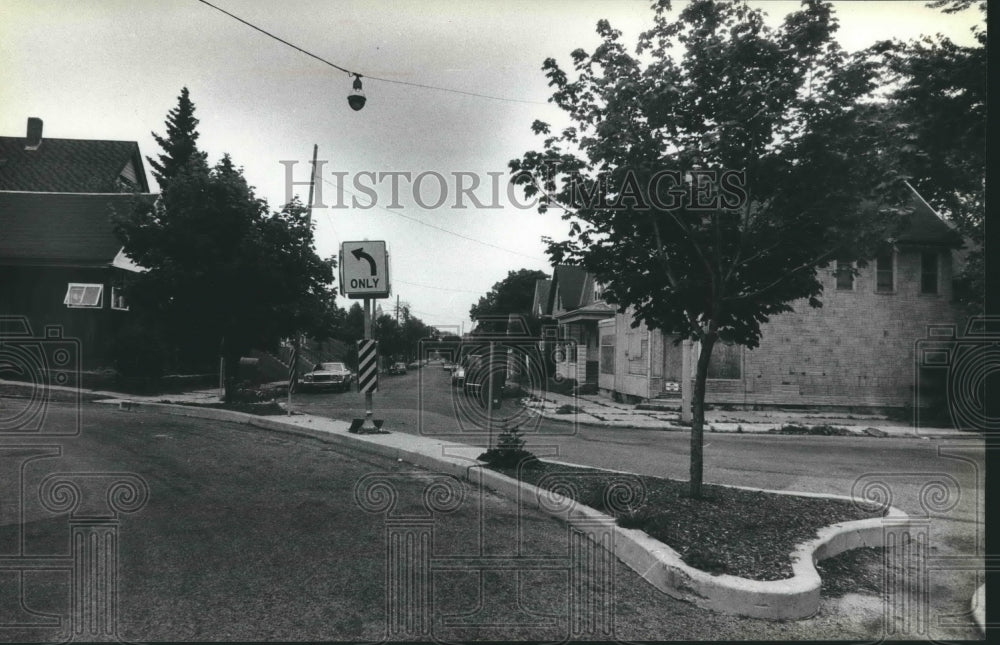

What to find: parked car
left=389, top=362, right=408, bottom=375
left=462, top=353, right=487, bottom=397
left=442, top=361, right=455, bottom=371
left=300, top=361, right=354, bottom=392
left=451, top=364, right=466, bottom=387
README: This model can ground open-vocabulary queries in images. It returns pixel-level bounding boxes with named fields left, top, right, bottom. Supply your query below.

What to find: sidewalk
left=0, top=378, right=977, bottom=440
left=521, top=390, right=978, bottom=439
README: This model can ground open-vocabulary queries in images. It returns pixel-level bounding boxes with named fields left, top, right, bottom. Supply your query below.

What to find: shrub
left=478, top=425, right=539, bottom=469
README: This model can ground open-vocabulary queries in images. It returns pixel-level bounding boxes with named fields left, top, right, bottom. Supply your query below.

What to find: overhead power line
left=321, top=176, right=546, bottom=261
left=194, top=0, right=548, bottom=105
left=394, top=278, right=484, bottom=295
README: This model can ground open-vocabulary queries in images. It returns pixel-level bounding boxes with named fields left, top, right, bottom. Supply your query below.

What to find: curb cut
left=119, top=399, right=913, bottom=620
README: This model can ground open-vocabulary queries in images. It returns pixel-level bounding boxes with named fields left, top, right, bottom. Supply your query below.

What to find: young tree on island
left=511, top=0, right=913, bottom=498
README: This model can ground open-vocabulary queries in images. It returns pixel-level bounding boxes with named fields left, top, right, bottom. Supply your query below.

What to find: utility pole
left=288, top=144, right=318, bottom=415
left=395, top=294, right=400, bottom=324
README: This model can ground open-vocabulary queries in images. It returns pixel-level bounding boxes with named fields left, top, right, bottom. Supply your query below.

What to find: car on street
left=300, top=361, right=354, bottom=392
left=442, top=361, right=455, bottom=371
left=389, top=361, right=408, bottom=375
left=462, top=353, right=487, bottom=397
left=451, top=364, right=466, bottom=387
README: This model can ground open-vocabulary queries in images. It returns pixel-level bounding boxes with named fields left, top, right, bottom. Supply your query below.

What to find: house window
left=600, top=334, right=615, bottom=375
left=834, top=260, right=854, bottom=291
left=564, top=341, right=577, bottom=363
left=921, top=251, right=939, bottom=295
left=875, top=250, right=895, bottom=293
left=707, top=341, right=741, bottom=379
left=593, top=281, right=604, bottom=302
left=111, top=286, right=129, bottom=311
left=63, top=283, right=103, bottom=308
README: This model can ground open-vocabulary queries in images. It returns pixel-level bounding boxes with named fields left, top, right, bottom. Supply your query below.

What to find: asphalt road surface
left=0, top=383, right=985, bottom=641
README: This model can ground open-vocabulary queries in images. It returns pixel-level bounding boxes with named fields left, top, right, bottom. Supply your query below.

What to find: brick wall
left=593, top=246, right=962, bottom=409
left=706, top=246, right=960, bottom=408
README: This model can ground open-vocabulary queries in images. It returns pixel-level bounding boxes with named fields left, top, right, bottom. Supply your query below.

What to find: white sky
left=0, top=1, right=983, bottom=329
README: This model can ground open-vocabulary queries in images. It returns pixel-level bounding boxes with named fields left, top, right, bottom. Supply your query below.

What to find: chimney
left=25, top=117, right=43, bottom=150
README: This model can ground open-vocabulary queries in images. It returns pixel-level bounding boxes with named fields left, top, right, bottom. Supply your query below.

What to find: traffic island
left=104, top=399, right=918, bottom=621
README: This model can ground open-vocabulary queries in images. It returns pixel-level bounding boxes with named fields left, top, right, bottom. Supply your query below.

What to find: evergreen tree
left=148, top=87, right=208, bottom=189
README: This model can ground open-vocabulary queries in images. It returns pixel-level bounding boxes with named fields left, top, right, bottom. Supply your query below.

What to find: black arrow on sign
left=351, top=248, right=377, bottom=276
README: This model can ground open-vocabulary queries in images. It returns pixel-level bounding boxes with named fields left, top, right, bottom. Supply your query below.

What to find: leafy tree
left=511, top=0, right=911, bottom=498
left=470, top=269, right=549, bottom=333
left=864, top=1, right=985, bottom=314
left=113, top=155, right=338, bottom=401
left=148, top=87, right=209, bottom=190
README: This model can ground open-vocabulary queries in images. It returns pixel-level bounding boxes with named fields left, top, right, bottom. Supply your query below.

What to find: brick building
left=546, top=185, right=965, bottom=410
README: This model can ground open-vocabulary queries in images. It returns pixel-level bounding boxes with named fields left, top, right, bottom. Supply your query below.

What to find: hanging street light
left=348, top=74, right=366, bottom=111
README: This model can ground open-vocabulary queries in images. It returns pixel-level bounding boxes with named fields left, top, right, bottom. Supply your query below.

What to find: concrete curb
left=118, top=400, right=913, bottom=620
left=972, top=582, right=985, bottom=634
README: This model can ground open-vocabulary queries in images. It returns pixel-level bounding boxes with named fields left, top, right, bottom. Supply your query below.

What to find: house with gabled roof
left=543, top=265, right=615, bottom=391
left=549, top=183, right=966, bottom=410
left=0, top=118, right=153, bottom=371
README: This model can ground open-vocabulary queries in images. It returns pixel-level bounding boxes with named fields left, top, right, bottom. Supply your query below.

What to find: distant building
left=540, top=265, right=614, bottom=391
left=542, top=185, right=965, bottom=410
left=0, top=118, right=153, bottom=371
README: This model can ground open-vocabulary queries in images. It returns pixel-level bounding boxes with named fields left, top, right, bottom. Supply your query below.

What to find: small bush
left=555, top=404, right=579, bottom=414
left=478, top=426, right=539, bottom=469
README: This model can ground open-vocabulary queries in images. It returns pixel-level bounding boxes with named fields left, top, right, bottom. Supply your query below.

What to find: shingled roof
left=547, top=265, right=590, bottom=313
left=0, top=191, right=151, bottom=267
left=895, top=183, right=965, bottom=246
left=0, top=119, right=149, bottom=192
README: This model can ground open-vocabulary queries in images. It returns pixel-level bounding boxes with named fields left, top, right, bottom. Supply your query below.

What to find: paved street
left=292, top=365, right=985, bottom=525
left=0, top=387, right=985, bottom=641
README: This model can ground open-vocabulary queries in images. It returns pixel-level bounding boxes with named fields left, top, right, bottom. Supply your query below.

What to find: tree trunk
left=689, top=332, right=716, bottom=500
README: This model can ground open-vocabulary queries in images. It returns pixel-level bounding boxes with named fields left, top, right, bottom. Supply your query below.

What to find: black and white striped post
left=358, top=298, right=379, bottom=432
left=340, top=240, right=389, bottom=433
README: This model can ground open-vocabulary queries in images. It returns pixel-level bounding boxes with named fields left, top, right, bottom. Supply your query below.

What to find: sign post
left=341, top=241, right=390, bottom=433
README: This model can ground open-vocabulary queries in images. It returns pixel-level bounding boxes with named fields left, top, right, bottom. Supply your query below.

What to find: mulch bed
left=486, top=459, right=884, bottom=581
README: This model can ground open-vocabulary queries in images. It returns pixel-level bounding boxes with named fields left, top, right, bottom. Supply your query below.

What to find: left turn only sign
left=339, top=240, right=390, bottom=299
